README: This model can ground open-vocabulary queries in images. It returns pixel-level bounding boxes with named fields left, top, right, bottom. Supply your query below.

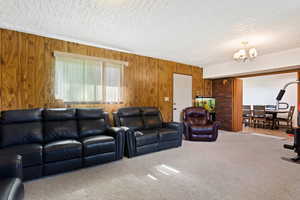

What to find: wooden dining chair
left=242, top=105, right=252, bottom=127
left=276, top=106, right=295, bottom=130
left=252, top=105, right=272, bottom=128
left=265, top=105, right=276, bottom=119
left=265, top=105, right=276, bottom=110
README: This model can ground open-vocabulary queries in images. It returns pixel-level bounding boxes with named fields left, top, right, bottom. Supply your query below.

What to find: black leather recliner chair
left=0, top=155, right=24, bottom=200
left=77, top=108, right=125, bottom=166
left=114, top=107, right=183, bottom=158
left=43, top=109, right=83, bottom=175
left=0, top=108, right=125, bottom=180
left=0, top=109, right=44, bottom=180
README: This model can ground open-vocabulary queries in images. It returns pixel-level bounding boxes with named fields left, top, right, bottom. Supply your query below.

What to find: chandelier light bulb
left=249, top=48, right=258, bottom=58
left=233, top=52, right=240, bottom=60
left=233, top=42, right=258, bottom=62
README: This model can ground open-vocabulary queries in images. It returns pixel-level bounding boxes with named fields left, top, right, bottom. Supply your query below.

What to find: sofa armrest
left=118, top=126, right=136, bottom=158
left=0, top=154, right=23, bottom=180
left=208, top=121, right=220, bottom=141
left=106, top=127, right=126, bottom=160
left=163, top=122, right=183, bottom=145
left=209, top=121, right=220, bottom=129
left=163, top=122, right=183, bottom=130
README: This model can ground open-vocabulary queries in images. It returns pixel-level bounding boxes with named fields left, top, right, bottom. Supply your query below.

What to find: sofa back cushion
left=0, top=109, right=43, bottom=148
left=117, top=107, right=144, bottom=130
left=77, top=108, right=109, bottom=138
left=184, top=107, right=208, bottom=126
left=43, top=109, right=78, bottom=143
left=141, top=107, right=163, bottom=129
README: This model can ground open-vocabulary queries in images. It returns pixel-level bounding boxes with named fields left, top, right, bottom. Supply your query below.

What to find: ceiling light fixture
left=233, top=41, right=258, bottom=62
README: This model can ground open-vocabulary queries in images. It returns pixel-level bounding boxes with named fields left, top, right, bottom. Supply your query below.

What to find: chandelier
left=233, top=41, right=258, bottom=62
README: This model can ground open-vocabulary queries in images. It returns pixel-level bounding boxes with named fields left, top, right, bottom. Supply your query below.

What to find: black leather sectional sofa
left=0, top=155, right=24, bottom=200
left=0, top=108, right=125, bottom=181
left=0, top=106, right=183, bottom=200
left=114, top=107, right=183, bottom=157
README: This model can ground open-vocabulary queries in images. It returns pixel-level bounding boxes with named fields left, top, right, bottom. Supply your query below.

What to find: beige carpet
left=25, top=131, right=300, bottom=200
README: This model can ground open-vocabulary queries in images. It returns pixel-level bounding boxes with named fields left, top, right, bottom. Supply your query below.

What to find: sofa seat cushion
left=44, top=140, right=82, bottom=163
left=0, top=178, right=24, bottom=200
left=135, top=130, right=158, bottom=147
left=0, top=144, right=42, bottom=167
left=190, top=125, right=214, bottom=134
left=158, top=128, right=179, bottom=141
left=81, top=136, right=115, bottom=156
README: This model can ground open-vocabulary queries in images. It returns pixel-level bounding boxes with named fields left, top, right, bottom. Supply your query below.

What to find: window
left=54, top=52, right=126, bottom=104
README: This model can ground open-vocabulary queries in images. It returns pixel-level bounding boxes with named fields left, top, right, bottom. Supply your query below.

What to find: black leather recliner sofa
left=0, top=155, right=24, bottom=200
left=114, top=107, right=183, bottom=158
left=0, top=108, right=125, bottom=180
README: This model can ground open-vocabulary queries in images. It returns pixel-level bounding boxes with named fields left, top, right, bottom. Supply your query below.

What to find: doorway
left=173, top=74, right=192, bottom=122
left=239, top=72, right=298, bottom=139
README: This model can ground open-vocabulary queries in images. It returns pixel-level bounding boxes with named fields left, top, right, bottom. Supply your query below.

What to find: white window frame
left=54, top=51, right=127, bottom=104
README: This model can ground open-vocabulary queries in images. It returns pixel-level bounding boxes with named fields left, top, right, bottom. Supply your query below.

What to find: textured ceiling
left=1, top=0, right=300, bottom=67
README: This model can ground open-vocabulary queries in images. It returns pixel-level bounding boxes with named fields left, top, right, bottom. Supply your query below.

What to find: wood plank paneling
left=0, top=28, right=211, bottom=122
left=192, top=66, right=203, bottom=99
left=19, top=33, right=32, bottom=109
left=232, top=79, right=243, bottom=132
left=204, top=80, right=212, bottom=97
left=176, top=63, right=192, bottom=75
left=158, top=60, right=176, bottom=121
left=1, top=30, right=20, bottom=110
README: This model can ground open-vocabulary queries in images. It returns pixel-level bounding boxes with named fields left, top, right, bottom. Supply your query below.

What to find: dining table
left=265, top=109, right=289, bottom=129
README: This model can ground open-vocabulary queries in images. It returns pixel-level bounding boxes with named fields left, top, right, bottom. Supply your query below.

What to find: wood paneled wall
left=0, top=28, right=212, bottom=121
left=232, top=79, right=243, bottom=132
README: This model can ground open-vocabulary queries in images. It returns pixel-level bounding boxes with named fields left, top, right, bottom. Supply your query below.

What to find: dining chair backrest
left=243, top=105, right=251, bottom=116
left=243, top=105, right=251, bottom=110
left=253, top=105, right=266, bottom=117
left=288, top=106, right=295, bottom=120
left=265, top=105, right=276, bottom=110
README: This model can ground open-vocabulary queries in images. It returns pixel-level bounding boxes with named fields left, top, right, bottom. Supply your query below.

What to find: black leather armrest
left=163, top=122, right=183, bottom=131
left=112, top=112, right=120, bottom=126
left=118, top=126, right=136, bottom=158
left=107, top=127, right=124, bottom=136
left=0, top=155, right=23, bottom=180
left=163, top=122, right=183, bottom=146
left=106, top=127, right=125, bottom=160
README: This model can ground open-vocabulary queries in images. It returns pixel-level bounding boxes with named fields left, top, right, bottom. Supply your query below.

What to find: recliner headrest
left=43, top=108, right=76, bottom=121
left=141, top=107, right=160, bottom=116
left=1, top=108, right=43, bottom=123
left=184, top=107, right=207, bottom=118
left=117, top=107, right=141, bottom=117
left=77, top=108, right=105, bottom=119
